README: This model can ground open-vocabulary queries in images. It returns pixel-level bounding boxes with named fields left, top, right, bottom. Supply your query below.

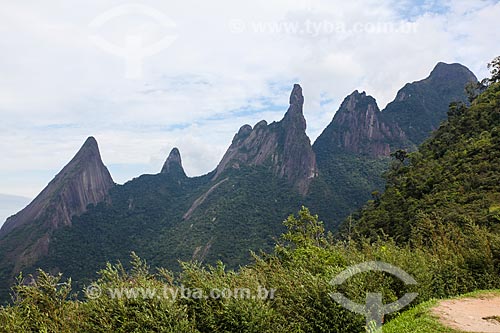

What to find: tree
left=488, top=56, right=500, bottom=83
left=464, top=83, right=484, bottom=103
left=481, top=56, right=500, bottom=86
left=390, top=149, right=408, bottom=163
left=281, top=206, right=328, bottom=248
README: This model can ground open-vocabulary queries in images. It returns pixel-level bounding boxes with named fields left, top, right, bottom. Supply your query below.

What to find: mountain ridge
left=0, top=62, right=478, bottom=302
left=350, top=81, right=500, bottom=245
left=380, top=62, right=477, bottom=144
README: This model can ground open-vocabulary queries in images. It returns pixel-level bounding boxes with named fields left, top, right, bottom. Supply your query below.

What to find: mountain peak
left=72, top=136, right=101, bottom=160
left=382, top=62, right=477, bottom=144
left=213, top=84, right=317, bottom=194
left=83, top=136, right=98, bottom=148
left=1, top=137, right=114, bottom=237
left=337, top=90, right=378, bottom=115
left=313, top=90, right=405, bottom=157
left=283, top=84, right=307, bottom=132
left=161, top=148, right=187, bottom=178
left=0, top=136, right=114, bottom=273
left=348, top=89, right=366, bottom=97
left=428, top=62, right=477, bottom=82
left=289, top=84, right=304, bottom=106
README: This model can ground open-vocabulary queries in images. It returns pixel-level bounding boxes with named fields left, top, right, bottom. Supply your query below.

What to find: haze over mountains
left=0, top=195, right=31, bottom=228
left=0, top=62, right=477, bottom=299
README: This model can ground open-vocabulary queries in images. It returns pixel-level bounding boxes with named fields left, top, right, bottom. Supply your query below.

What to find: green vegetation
left=307, top=152, right=389, bottom=229
left=1, top=206, right=499, bottom=332
left=0, top=61, right=477, bottom=303
left=347, top=82, right=500, bottom=299
left=10, top=165, right=302, bottom=301
left=382, top=299, right=461, bottom=333
left=1, top=61, right=498, bottom=331
left=484, top=56, right=500, bottom=85
left=352, top=82, right=500, bottom=243
left=380, top=62, right=476, bottom=144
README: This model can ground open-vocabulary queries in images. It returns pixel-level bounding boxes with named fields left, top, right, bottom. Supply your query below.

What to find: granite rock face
left=314, top=90, right=406, bottom=157
left=314, top=62, right=477, bottom=158
left=214, top=84, right=317, bottom=195
left=0, top=136, right=114, bottom=270
left=161, top=148, right=187, bottom=178
left=311, top=62, right=477, bottom=228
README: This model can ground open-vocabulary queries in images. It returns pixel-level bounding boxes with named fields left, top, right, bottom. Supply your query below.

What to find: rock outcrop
left=314, top=62, right=477, bottom=158
left=0, top=136, right=114, bottom=271
left=213, top=84, right=317, bottom=194
left=161, top=148, right=187, bottom=178
left=314, top=91, right=406, bottom=157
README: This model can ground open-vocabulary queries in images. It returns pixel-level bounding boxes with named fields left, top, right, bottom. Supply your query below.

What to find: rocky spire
left=161, top=148, right=187, bottom=178
left=282, top=84, right=307, bottom=132
left=289, top=83, right=304, bottom=106
left=213, top=84, right=317, bottom=195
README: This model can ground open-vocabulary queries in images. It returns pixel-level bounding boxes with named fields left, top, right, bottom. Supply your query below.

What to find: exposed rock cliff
left=161, top=148, right=187, bottom=178
left=314, top=62, right=477, bottom=158
left=314, top=90, right=406, bottom=157
left=213, top=84, right=317, bottom=194
left=310, top=63, right=476, bottom=228
left=0, top=136, right=114, bottom=271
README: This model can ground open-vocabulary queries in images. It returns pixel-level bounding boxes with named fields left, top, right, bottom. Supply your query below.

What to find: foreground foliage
left=1, top=206, right=499, bottom=332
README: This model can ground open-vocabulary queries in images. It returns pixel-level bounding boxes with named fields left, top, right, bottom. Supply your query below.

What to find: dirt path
left=432, top=293, right=500, bottom=332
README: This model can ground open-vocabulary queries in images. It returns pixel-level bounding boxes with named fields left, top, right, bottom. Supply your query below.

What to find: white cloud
left=0, top=0, right=499, bottom=203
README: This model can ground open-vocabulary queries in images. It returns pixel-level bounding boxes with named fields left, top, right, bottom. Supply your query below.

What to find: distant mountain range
left=0, top=62, right=477, bottom=300
left=310, top=62, right=476, bottom=224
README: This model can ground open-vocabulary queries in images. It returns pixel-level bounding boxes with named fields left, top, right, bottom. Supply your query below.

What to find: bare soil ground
left=432, top=293, right=500, bottom=332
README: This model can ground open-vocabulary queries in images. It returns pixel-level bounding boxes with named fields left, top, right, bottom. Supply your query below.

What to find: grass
left=383, top=290, right=500, bottom=333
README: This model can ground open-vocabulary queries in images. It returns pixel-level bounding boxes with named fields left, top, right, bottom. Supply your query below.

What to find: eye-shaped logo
left=329, top=261, right=418, bottom=332
left=88, top=4, right=177, bottom=79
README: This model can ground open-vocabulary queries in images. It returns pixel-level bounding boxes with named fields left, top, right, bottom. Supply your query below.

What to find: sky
left=1, top=0, right=500, bottom=223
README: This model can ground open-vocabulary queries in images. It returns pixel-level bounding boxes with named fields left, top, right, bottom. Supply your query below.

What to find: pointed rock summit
left=314, top=91, right=406, bottom=157
left=289, top=83, right=304, bottom=106
left=1, top=136, right=114, bottom=236
left=0, top=136, right=114, bottom=271
left=282, top=84, right=307, bottom=132
left=161, top=148, right=187, bottom=178
left=214, top=84, right=317, bottom=194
